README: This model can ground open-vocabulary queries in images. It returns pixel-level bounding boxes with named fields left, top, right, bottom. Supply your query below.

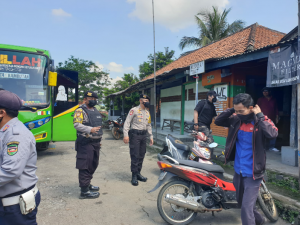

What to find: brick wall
left=188, top=89, right=208, bottom=101
left=161, top=89, right=209, bottom=103
left=161, top=90, right=187, bottom=102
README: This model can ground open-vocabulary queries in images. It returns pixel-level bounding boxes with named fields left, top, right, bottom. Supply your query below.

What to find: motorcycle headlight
left=24, top=117, right=51, bottom=130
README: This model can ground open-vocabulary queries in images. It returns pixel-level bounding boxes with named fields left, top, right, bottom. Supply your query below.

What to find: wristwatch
left=194, top=123, right=198, bottom=126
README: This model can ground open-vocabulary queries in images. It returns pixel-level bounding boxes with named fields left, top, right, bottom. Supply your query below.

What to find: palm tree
left=179, top=6, right=245, bottom=50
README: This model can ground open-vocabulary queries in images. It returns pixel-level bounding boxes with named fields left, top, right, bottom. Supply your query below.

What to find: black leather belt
left=131, top=129, right=147, bottom=135
left=90, top=138, right=101, bottom=143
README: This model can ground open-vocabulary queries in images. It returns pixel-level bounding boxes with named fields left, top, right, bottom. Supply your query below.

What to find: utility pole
left=297, top=0, right=300, bottom=190
left=152, top=0, right=157, bottom=143
left=195, top=75, right=199, bottom=106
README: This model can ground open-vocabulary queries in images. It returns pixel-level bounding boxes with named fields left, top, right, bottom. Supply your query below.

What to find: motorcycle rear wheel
left=111, top=127, right=121, bottom=140
left=157, top=180, right=197, bottom=225
left=257, top=181, right=278, bottom=222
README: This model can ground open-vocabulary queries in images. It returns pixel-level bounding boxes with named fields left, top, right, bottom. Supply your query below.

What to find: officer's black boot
left=137, top=172, right=147, bottom=182
left=131, top=172, right=138, bottom=186
left=80, top=186, right=100, bottom=199
left=89, top=184, right=100, bottom=192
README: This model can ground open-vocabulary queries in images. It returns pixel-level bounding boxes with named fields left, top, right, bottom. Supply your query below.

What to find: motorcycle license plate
left=158, top=171, right=167, bottom=181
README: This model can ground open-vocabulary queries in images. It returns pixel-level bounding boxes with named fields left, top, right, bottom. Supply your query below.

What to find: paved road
left=36, top=132, right=290, bottom=225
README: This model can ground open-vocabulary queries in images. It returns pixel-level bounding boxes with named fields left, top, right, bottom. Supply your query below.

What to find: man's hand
left=123, top=137, right=129, bottom=144
left=91, top=126, right=101, bottom=133
left=149, top=139, right=154, bottom=146
left=252, top=104, right=262, bottom=115
left=194, top=125, right=199, bottom=131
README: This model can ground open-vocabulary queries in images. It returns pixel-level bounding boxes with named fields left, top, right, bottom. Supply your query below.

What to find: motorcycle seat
left=177, top=159, right=225, bottom=174
left=167, top=134, right=190, bottom=151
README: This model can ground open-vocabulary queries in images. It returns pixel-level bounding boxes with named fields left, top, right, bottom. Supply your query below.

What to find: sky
left=0, top=0, right=297, bottom=85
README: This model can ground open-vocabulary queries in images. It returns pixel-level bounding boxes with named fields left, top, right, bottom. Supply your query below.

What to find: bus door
left=52, top=69, right=79, bottom=141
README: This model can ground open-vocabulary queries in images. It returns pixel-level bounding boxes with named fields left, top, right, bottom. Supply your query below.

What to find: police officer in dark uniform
left=123, top=94, right=153, bottom=186
left=73, top=91, right=103, bottom=199
left=0, top=90, right=40, bottom=225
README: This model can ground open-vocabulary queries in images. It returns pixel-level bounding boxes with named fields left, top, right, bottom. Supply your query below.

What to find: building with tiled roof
left=108, top=23, right=284, bottom=97
left=107, top=23, right=296, bottom=149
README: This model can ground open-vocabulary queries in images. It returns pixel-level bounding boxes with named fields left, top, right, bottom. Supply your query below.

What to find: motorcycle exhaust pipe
left=165, top=194, right=206, bottom=212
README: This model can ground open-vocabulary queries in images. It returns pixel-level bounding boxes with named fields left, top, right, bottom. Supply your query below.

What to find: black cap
left=207, top=90, right=219, bottom=97
left=84, top=91, right=98, bottom=99
left=0, top=90, right=23, bottom=110
left=140, top=94, right=150, bottom=101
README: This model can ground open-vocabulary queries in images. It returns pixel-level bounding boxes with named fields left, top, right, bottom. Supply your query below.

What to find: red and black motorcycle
left=149, top=155, right=278, bottom=225
left=111, top=114, right=127, bottom=140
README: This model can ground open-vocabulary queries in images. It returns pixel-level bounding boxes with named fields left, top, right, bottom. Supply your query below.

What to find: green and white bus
left=0, top=44, right=79, bottom=150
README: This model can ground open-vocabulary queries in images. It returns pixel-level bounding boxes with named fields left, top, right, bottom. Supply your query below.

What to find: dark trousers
left=233, top=172, right=264, bottom=225
left=0, top=191, right=41, bottom=225
left=198, top=125, right=214, bottom=144
left=76, top=140, right=101, bottom=187
left=129, top=133, right=147, bottom=173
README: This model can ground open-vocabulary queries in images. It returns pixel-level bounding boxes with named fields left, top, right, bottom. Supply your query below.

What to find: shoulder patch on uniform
left=7, top=141, right=19, bottom=156
left=73, top=109, right=84, bottom=124
left=2, top=125, right=9, bottom=132
left=12, top=126, right=19, bottom=135
left=130, top=110, right=134, bottom=115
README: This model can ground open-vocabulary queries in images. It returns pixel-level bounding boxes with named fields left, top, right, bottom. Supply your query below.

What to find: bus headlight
left=28, top=123, right=35, bottom=129
left=25, top=117, right=51, bottom=130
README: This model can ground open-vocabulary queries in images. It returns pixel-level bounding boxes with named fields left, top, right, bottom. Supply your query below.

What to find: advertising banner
left=267, top=42, right=299, bottom=87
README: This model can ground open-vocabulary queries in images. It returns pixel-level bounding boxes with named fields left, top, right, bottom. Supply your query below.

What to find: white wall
left=160, top=82, right=209, bottom=126
left=161, top=86, right=181, bottom=98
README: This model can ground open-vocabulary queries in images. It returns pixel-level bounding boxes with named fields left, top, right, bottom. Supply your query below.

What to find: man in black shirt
left=194, top=90, right=218, bottom=143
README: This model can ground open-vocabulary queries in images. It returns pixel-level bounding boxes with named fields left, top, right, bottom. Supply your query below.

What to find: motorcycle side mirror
left=208, top=143, right=218, bottom=148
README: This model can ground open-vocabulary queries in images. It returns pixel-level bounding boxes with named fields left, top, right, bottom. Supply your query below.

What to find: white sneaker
left=271, top=148, right=280, bottom=152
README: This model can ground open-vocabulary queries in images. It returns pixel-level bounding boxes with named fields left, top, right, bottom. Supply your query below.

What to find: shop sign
left=202, top=69, right=222, bottom=86
left=267, top=42, right=300, bottom=87
left=190, top=61, right=205, bottom=76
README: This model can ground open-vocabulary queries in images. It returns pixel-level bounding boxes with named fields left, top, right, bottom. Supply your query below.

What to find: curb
left=223, top=172, right=300, bottom=211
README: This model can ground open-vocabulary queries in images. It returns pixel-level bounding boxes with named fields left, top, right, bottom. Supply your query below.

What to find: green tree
left=179, top=6, right=245, bottom=50
left=114, top=73, right=139, bottom=91
left=57, top=56, right=111, bottom=102
left=103, top=73, right=140, bottom=112
left=139, top=47, right=175, bottom=80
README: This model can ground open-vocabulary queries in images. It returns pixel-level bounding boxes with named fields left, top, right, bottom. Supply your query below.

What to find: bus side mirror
left=48, top=71, right=57, bottom=86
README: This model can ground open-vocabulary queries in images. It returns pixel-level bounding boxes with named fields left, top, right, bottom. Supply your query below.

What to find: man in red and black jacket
left=215, top=93, right=278, bottom=225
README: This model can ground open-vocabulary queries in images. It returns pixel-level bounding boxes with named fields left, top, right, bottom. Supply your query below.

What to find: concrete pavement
left=36, top=132, right=290, bottom=225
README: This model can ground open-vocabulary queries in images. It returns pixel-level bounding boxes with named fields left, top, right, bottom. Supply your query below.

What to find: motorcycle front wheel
left=257, top=181, right=278, bottom=222
left=111, top=127, right=121, bottom=140
left=157, top=180, right=197, bottom=225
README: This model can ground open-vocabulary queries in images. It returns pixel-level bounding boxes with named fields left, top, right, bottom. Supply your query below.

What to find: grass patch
left=274, top=199, right=300, bottom=223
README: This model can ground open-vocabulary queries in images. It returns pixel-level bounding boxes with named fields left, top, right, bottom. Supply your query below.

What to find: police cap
left=84, top=91, right=98, bottom=99
left=0, top=90, right=23, bottom=110
left=140, top=94, right=150, bottom=101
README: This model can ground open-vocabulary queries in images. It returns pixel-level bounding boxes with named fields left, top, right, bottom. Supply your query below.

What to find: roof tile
left=142, top=23, right=285, bottom=81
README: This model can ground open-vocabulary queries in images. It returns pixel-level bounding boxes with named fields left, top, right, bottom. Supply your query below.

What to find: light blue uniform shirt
left=0, top=118, right=38, bottom=197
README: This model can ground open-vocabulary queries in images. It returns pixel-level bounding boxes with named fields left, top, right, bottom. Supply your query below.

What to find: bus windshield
left=0, top=50, right=49, bottom=107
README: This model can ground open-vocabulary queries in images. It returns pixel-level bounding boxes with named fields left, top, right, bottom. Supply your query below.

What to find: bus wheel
left=37, top=142, right=50, bottom=151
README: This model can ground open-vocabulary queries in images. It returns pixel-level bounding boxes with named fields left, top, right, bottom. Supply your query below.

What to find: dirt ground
left=36, top=131, right=290, bottom=225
